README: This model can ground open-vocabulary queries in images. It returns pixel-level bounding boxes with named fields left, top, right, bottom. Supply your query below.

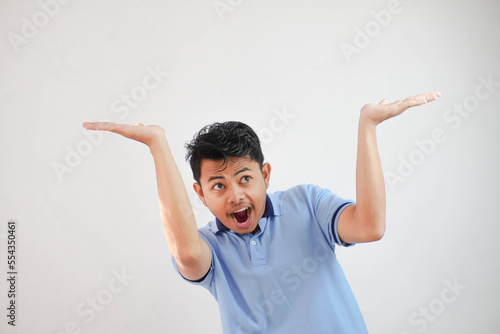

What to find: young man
left=83, top=91, right=441, bottom=333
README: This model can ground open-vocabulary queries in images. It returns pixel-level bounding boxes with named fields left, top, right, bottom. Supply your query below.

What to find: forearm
left=338, top=92, right=440, bottom=243
left=352, top=115, right=386, bottom=239
left=149, top=138, right=204, bottom=262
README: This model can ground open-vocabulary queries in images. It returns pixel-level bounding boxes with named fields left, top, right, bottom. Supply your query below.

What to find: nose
left=226, top=185, right=245, bottom=204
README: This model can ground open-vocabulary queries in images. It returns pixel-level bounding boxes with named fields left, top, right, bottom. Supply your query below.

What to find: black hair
left=185, top=121, right=264, bottom=183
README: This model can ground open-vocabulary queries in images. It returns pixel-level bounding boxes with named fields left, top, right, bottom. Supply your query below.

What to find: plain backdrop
left=1, top=0, right=499, bottom=333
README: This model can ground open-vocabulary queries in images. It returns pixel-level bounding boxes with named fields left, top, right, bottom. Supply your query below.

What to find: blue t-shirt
left=173, top=184, right=368, bottom=333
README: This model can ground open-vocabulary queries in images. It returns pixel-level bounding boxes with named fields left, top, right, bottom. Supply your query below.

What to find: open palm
left=82, top=121, right=166, bottom=148
left=361, top=91, right=441, bottom=125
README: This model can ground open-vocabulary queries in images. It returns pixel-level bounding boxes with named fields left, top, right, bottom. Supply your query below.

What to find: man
left=83, top=91, right=441, bottom=333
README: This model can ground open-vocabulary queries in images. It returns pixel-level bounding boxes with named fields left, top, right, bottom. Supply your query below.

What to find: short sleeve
left=332, top=201, right=355, bottom=247
left=306, top=184, right=355, bottom=247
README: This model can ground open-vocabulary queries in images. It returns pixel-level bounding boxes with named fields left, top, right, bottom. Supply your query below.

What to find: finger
left=412, top=91, right=442, bottom=103
left=82, top=122, right=131, bottom=136
left=397, top=92, right=441, bottom=111
left=425, top=91, right=442, bottom=101
left=379, top=99, right=390, bottom=105
left=83, top=121, right=117, bottom=131
left=135, top=122, right=144, bottom=126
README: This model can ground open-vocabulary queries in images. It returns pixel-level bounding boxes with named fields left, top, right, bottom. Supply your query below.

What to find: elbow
left=368, top=226, right=385, bottom=241
left=360, top=218, right=385, bottom=242
left=173, top=241, right=203, bottom=268
left=367, top=219, right=385, bottom=241
left=175, top=247, right=202, bottom=268
left=172, top=240, right=211, bottom=281
left=350, top=205, right=386, bottom=242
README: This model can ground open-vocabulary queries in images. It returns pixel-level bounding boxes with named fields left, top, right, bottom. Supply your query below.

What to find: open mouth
left=230, top=207, right=252, bottom=228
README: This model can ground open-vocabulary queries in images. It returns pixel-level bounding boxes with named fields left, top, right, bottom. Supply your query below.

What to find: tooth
left=234, top=207, right=247, bottom=213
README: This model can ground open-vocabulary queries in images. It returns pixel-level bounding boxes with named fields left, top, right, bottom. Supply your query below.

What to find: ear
left=261, top=162, right=271, bottom=189
left=193, top=182, right=207, bottom=206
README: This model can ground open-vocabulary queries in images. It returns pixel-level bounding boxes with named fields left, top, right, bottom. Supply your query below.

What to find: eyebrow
left=207, top=167, right=251, bottom=182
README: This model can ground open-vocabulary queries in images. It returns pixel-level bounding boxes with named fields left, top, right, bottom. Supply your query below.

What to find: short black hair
left=185, top=121, right=264, bottom=183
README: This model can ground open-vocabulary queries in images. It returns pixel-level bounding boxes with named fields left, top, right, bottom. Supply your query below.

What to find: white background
left=1, top=0, right=499, bottom=333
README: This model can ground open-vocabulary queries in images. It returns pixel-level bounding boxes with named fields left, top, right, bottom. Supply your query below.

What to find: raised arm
left=337, top=92, right=441, bottom=244
left=82, top=122, right=211, bottom=280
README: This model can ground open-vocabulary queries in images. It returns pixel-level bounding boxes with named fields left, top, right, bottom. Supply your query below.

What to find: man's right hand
left=82, top=121, right=166, bottom=149
left=83, top=120, right=212, bottom=281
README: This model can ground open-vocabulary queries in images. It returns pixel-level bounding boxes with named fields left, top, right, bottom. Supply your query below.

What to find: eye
left=241, top=176, right=251, bottom=184
left=213, top=183, right=225, bottom=190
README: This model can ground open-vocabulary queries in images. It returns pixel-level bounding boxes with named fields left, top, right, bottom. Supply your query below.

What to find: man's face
left=193, top=156, right=271, bottom=234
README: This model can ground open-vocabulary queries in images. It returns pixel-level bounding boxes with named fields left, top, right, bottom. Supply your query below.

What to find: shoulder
left=275, top=184, right=332, bottom=202
left=268, top=184, right=331, bottom=213
left=274, top=184, right=350, bottom=216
